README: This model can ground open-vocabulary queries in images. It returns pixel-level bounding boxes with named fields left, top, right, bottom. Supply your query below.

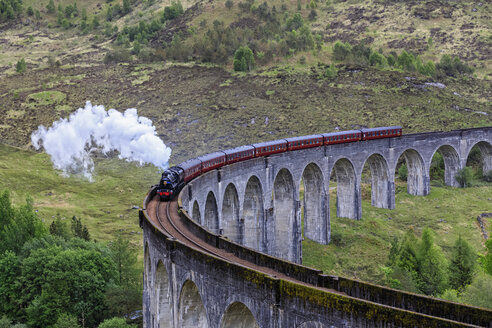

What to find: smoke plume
left=31, top=101, right=171, bottom=180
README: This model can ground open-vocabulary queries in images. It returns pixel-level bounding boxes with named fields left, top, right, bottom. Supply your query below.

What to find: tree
left=460, top=272, right=492, bottom=309
left=15, top=58, right=26, bottom=73
left=122, top=0, right=131, bottom=14
left=71, top=216, right=90, bottom=241
left=448, top=235, right=476, bottom=292
left=333, top=41, right=351, bottom=61
left=225, top=0, right=233, bottom=9
left=98, top=317, right=136, bottom=328
left=369, top=51, right=386, bottom=67
left=417, top=228, right=448, bottom=296
left=0, top=251, right=22, bottom=319
left=397, top=50, right=415, bottom=71
left=233, top=46, right=255, bottom=72
left=109, top=234, right=139, bottom=288
left=46, top=0, right=55, bottom=13
left=0, top=316, right=12, bottom=328
left=398, top=164, right=408, bottom=181
left=0, top=195, right=46, bottom=254
left=49, top=215, right=71, bottom=240
left=24, top=244, right=117, bottom=328
left=455, top=167, right=473, bottom=188
left=53, top=314, right=81, bottom=328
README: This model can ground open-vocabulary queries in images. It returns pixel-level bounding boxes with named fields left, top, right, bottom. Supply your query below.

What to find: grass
left=302, top=181, right=492, bottom=284
left=24, top=90, right=66, bottom=109
left=0, top=144, right=159, bottom=254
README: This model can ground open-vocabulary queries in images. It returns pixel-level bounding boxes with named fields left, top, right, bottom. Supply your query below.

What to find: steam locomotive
left=156, top=126, right=402, bottom=201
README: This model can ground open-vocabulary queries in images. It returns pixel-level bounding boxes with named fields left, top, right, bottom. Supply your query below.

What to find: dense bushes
left=383, top=228, right=476, bottom=297
left=331, top=40, right=471, bottom=78
left=0, top=0, right=22, bottom=22
left=233, top=46, right=255, bottom=71
left=0, top=190, right=141, bottom=327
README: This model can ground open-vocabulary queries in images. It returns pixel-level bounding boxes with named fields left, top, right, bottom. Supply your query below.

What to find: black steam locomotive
left=157, top=126, right=402, bottom=201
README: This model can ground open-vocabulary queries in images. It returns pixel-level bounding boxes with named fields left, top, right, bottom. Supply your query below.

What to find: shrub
left=369, top=51, right=386, bottom=67
left=308, top=8, right=317, bottom=20
left=333, top=41, right=351, bottom=61
left=233, top=45, right=255, bottom=71
left=104, top=47, right=132, bottom=63
left=26, top=6, right=33, bottom=16
left=455, top=167, right=473, bottom=188
left=436, top=54, right=473, bottom=77
left=162, top=1, right=183, bottom=22
left=398, top=164, right=408, bottom=181
left=46, top=0, right=55, bottom=14
left=321, top=63, right=337, bottom=79
left=386, top=54, right=396, bottom=66
left=225, top=0, right=233, bottom=9
left=397, top=50, right=415, bottom=71
left=98, top=317, right=136, bottom=328
left=482, top=170, right=492, bottom=182
left=15, top=58, right=26, bottom=73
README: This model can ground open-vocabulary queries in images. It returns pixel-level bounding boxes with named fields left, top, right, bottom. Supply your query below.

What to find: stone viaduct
left=141, top=127, right=492, bottom=328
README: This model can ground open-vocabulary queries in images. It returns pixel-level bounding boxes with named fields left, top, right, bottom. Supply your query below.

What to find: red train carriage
left=323, top=130, right=362, bottom=145
left=199, top=151, right=226, bottom=174
left=361, top=126, right=402, bottom=141
left=223, top=146, right=255, bottom=165
left=179, top=158, right=202, bottom=183
left=286, top=135, right=324, bottom=151
left=252, top=140, right=288, bottom=157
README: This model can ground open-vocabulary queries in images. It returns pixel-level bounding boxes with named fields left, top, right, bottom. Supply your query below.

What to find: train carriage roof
left=197, top=151, right=226, bottom=162
left=322, top=130, right=361, bottom=137
left=222, top=145, right=255, bottom=156
left=177, top=158, right=202, bottom=171
left=361, top=126, right=402, bottom=134
left=285, top=134, right=324, bottom=143
left=251, top=139, right=288, bottom=148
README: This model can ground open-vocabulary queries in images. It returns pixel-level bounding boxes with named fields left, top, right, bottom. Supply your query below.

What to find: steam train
left=156, top=126, right=402, bottom=201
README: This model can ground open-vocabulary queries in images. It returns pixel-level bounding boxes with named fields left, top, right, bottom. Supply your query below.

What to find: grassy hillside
left=0, top=143, right=157, bottom=248
left=303, top=182, right=492, bottom=284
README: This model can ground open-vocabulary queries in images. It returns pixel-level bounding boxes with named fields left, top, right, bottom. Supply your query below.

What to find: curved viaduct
left=141, top=127, right=492, bottom=328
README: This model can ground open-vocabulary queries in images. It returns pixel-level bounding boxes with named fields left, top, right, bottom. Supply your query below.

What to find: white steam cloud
left=31, top=101, right=171, bottom=180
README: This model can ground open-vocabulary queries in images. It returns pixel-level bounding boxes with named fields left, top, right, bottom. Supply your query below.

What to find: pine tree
left=417, top=228, right=448, bottom=296
left=46, top=0, right=55, bottom=14
left=448, top=235, right=476, bottom=291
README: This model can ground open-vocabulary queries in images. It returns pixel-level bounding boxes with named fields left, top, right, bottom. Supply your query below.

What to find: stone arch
left=222, top=183, right=241, bottom=243
left=272, top=168, right=298, bottom=261
left=205, top=191, right=219, bottom=234
left=301, top=163, right=328, bottom=244
left=192, top=200, right=201, bottom=223
left=178, top=280, right=208, bottom=328
left=397, top=149, right=428, bottom=196
left=155, top=261, right=172, bottom=328
left=466, top=141, right=492, bottom=176
left=431, top=145, right=461, bottom=187
left=297, top=322, right=328, bottom=328
left=363, top=153, right=392, bottom=209
left=330, top=158, right=359, bottom=219
left=219, top=302, right=259, bottom=328
left=243, top=176, right=264, bottom=251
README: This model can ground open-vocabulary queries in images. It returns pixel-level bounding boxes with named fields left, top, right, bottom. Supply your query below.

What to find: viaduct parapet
left=141, top=127, right=492, bottom=327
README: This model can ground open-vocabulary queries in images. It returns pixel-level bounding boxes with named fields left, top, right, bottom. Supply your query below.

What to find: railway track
left=154, top=198, right=231, bottom=263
